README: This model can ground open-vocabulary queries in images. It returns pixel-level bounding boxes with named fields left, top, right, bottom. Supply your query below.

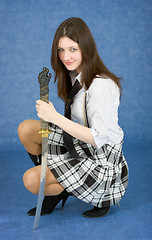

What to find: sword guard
left=38, top=129, right=52, bottom=137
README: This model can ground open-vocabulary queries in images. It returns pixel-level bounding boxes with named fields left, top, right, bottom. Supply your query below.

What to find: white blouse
left=70, top=71, right=124, bottom=149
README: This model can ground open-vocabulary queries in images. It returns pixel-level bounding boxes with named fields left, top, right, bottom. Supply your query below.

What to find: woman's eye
left=71, top=48, right=77, bottom=52
left=58, top=48, right=64, bottom=52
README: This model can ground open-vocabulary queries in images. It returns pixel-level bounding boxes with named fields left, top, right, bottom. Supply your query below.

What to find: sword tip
left=33, top=222, right=39, bottom=231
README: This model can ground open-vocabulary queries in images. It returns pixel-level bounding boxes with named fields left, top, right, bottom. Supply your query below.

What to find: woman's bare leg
left=23, top=166, right=64, bottom=196
left=18, top=119, right=42, bottom=155
left=19, top=120, right=64, bottom=195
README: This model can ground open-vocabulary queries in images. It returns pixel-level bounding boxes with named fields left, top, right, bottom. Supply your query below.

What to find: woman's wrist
left=52, top=113, right=66, bottom=127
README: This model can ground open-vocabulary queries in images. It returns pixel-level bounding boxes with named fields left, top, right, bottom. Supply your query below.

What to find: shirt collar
left=69, top=71, right=82, bottom=86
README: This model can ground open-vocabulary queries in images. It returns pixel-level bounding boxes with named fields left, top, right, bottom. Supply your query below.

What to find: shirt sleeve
left=86, top=78, right=113, bottom=148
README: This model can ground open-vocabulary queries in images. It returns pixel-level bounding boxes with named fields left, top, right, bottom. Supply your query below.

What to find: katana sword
left=33, top=67, right=51, bottom=230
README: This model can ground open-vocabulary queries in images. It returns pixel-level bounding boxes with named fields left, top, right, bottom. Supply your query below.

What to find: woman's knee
left=18, top=119, right=41, bottom=144
left=23, top=167, right=40, bottom=193
left=18, top=120, right=32, bottom=143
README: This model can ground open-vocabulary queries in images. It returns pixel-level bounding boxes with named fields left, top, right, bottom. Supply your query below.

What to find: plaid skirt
left=47, top=125, right=129, bottom=208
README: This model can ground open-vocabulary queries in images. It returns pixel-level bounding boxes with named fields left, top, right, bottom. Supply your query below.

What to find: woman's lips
left=65, top=62, right=74, bottom=65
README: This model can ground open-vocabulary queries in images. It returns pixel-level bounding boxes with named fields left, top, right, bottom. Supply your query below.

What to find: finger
left=37, top=110, right=42, bottom=116
left=36, top=100, right=42, bottom=104
left=35, top=104, right=40, bottom=110
left=48, top=101, right=53, bottom=106
left=37, top=112, right=41, bottom=119
left=35, top=103, right=38, bottom=108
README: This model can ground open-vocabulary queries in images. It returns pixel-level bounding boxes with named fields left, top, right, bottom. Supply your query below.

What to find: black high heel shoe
left=27, top=189, right=70, bottom=216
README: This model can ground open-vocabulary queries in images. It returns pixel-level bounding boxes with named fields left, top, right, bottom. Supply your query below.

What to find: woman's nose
left=63, top=50, right=71, bottom=61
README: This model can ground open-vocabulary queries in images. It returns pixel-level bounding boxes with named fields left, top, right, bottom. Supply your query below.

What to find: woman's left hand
left=36, top=100, right=58, bottom=123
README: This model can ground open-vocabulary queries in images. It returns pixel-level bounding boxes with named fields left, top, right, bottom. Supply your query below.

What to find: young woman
left=18, top=17, right=128, bottom=218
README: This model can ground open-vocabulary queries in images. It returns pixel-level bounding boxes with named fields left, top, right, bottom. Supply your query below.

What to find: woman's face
left=58, top=36, right=82, bottom=73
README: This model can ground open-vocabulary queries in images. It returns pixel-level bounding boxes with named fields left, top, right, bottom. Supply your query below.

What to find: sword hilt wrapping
left=38, top=67, right=52, bottom=135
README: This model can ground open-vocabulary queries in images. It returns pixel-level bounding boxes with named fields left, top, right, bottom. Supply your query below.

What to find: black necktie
left=63, top=80, right=81, bottom=158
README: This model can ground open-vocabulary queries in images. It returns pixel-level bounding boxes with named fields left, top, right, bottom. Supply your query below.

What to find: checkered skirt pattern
left=47, top=125, right=129, bottom=207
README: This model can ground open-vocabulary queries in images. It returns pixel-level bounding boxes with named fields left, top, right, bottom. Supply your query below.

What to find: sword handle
left=38, top=67, right=52, bottom=135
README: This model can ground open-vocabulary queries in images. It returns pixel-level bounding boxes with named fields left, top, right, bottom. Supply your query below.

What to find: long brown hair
left=51, top=17, right=121, bottom=102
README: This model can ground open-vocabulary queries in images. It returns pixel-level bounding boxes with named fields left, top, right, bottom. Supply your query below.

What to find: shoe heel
left=61, top=195, right=69, bottom=208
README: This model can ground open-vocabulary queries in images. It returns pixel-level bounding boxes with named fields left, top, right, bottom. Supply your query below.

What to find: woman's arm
left=36, top=100, right=96, bottom=147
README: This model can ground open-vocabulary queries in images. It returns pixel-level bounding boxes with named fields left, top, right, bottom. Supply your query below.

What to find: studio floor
left=0, top=142, right=152, bottom=240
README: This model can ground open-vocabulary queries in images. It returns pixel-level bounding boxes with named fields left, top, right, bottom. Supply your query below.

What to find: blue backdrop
left=0, top=0, right=152, bottom=151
